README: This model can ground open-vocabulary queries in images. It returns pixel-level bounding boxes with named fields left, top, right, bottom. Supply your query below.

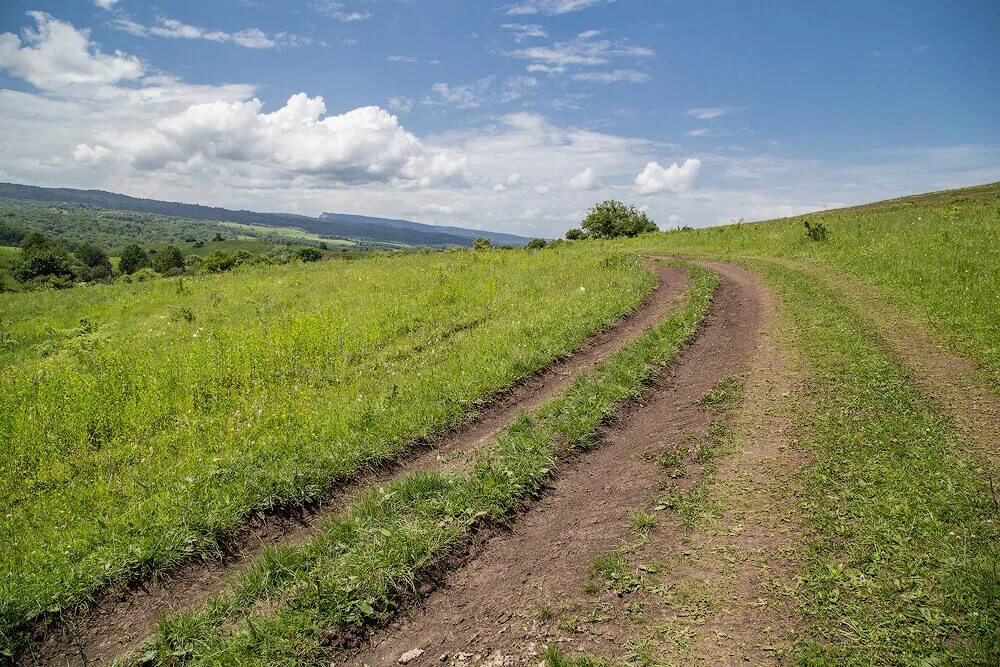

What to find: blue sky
left=0, top=1, right=997, bottom=236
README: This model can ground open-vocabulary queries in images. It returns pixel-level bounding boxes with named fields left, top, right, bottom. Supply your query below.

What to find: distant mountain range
left=0, top=183, right=531, bottom=248
left=319, top=211, right=532, bottom=247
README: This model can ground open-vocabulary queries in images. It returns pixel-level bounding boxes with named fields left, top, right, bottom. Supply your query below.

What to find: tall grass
left=621, top=182, right=1000, bottom=388
left=0, top=246, right=653, bottom=643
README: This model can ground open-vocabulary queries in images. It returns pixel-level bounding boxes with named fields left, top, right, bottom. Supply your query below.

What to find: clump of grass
left=591, top=551, right=643, bottom=595
left=698, top=374, right=744, bottom=409
left=629, top=511, right=659, bottom=533
left=542, top=645, right=615, bottom=666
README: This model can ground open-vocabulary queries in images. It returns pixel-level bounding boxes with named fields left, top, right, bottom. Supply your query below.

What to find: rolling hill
left=0, top=183, right=526, bottom=247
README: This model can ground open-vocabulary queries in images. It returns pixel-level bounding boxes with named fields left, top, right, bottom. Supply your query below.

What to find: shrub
left=525, top=238, right=547, bottom=250
left=472, top=237, right=493, bottom=251
left=12, top=233, right=73, bottom=284
left=295, top=246, right=324, bottom=262
left=119, top=244, right=151, bottom=275
left=201, top=250, right=236, bottom=273
left=581, top=200, right=657, bottom=239
left=804, top=219, right=829, bottom=242
left=565, top=228, right=587, bottom=240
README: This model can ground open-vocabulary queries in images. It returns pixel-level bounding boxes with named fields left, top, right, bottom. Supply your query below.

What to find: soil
left=345, top=261, right=806, bottom=666
left=27, top=263, right=692, bottom=666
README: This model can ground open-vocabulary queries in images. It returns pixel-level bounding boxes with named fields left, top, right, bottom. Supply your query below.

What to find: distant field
left=218, top=221, right=357, bottom=246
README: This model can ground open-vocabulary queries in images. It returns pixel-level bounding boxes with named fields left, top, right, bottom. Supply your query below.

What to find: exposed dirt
left=346, top=261, right=803, bottom=666
left=27, top=263, right=691, bottom=667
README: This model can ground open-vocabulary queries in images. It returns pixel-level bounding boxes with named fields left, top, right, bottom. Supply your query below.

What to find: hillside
left=0, top=183, right=486, bottom=247
left=2, top=184, right=997, bottom=666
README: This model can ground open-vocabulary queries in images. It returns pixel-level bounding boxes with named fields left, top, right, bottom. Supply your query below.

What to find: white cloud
left=571, top=69, right=650, bottom=84
left=79, top=93, right=468, bottom=187
left=527, top=63, right=566, bottom=75
left=685, top=106, right=740, bottom=120
left=685, top=128, right=711, bottom=137
left=388, top=55, right=417, bottom=62
left=0, top=12, right=144, bottom=91
left=94, top=0, right=119, bottom=9
left=311, top=1, right=371, bottom=21
left=566, top=166, right=601, bottom=190
left=387, top=96, right=413, bottom=112
left=634, top=159, right=702, bottom=195
left=508, top=33, right=653, bottom=70
left=111, top=15, right=318, bottom=50
left=426, top=76, right=536, bottom=108
left=500, top=23, right=548, bottom=43
left=505, top=0, right=612, bottom=15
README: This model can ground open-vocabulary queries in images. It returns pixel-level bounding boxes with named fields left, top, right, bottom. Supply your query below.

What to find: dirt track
left=30, top=262, right=692, bottom=666
left=348, top=261, right=784, bottom=665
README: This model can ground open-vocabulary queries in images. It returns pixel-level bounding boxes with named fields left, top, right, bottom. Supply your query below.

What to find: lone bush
left=472, top=237, right=493, bottom=251
left=525, top=238, right=547, bottom=249
left=153, top=245, right=186, bottom=274
left=581, top=200, right=658, bottom=239
left=804, top=219, right=829, bottom=242
left=295, top=247, right=324, bottom=262
left=565, top=228, right=587, bottom=240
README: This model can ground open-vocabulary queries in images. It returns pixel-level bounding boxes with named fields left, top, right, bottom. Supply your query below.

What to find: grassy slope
left=623, top=182, right=1000, bottom=389
left=0, top=245, right=653, bottom=644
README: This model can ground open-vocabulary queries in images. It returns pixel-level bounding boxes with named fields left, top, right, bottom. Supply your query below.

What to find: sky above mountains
left=0, top=0, right=997, bottom=237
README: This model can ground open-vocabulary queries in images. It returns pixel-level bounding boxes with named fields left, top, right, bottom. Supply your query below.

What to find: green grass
left=0, top=245, right=656, bottom=648
left=121, top=261, right=718, bottom=665
left=749, top=262, right=999, bottom=664
left=621, top=182, right=1000, bottom=389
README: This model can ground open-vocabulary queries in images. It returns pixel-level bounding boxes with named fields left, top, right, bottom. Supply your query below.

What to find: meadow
left=0, top=245, right=653, bottom=645
left=2, top=183, right=998, bottom=664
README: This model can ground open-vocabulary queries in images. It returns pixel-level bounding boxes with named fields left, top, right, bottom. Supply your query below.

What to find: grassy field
left=0, top=245, right=653, bottom=646
left=2, top=183, right=998, bottom=664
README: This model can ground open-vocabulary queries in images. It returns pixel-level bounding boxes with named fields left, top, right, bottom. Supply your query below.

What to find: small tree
left=212, top=232, right=225, bottom=242
left=472, top=237, right=493, bottom=251
left=153, top=245, right=186, bottom=274
left=581, top=200, right=657, bottom=239
left=565, top=228, right=587, bottom=240
left=74, top=242, right=113, bottom=282
left=525, top=238, right=547, bottom=250
left=119, top=244, right=151, bottom=275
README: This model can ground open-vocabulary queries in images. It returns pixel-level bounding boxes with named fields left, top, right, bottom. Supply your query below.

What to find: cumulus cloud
left=94, top=0, right=119, bottom=9
left=634, top=159, right=702, bottom=195
left=0, top=12, right=144, bottom=91
left=78, top=93, right=468, bottom=186
left=566, top=166, right=601, bottom=190
left=571, top=69, right=650, bottom=84
left=505, top=0, right=612, bottom=15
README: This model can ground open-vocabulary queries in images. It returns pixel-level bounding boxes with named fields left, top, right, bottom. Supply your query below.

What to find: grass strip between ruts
left=124, top=261, right=718, bottom=666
